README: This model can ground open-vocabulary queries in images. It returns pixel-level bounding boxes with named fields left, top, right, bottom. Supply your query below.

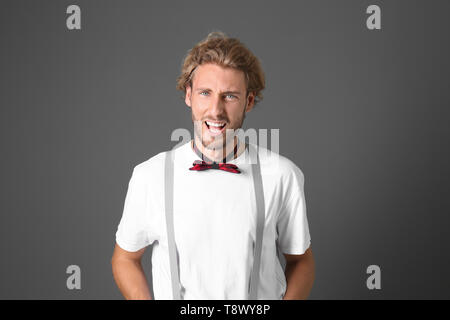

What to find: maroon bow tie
left=189, top=160, right=241, bottom=174
left=189, top=140, right=243, bottom=174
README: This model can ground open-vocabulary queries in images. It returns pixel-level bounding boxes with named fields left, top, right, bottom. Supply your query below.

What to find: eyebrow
left=196, top=88, right=242, bottom=95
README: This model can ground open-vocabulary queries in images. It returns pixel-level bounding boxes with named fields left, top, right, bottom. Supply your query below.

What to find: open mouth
left=205, top=121, right=226, bottom=135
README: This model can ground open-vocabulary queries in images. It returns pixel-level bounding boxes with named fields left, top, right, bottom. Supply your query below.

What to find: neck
left=192, top=136, right=245, bottom=163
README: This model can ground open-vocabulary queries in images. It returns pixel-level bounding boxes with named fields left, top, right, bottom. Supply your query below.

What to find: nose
left=209, top=94, right=226, bottom=118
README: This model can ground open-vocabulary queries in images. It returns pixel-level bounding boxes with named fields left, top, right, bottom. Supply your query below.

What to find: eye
left=200, top=91, right=209, bottom=96
left=225, top=94, right=236, bottom=99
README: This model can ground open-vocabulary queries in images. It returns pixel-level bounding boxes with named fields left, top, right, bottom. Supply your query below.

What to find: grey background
left=1, top=0, right=449, bottom=299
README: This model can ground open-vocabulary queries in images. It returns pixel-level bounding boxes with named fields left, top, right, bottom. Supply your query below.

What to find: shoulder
left=129, top=142, right=188, bottom=180
left=255, top=143, right=305, bottom=185
left=129, top=149, right=169, bottom=183
left=133, top=151, right=165, bottom=172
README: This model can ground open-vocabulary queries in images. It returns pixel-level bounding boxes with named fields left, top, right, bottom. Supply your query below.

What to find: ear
left=185, top=85, right=192, bottom=108
left=245, top=91, right=256, bottom=112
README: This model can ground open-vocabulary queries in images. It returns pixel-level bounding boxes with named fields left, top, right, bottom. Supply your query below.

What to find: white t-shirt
left=115, top=140, right=311, bottom=300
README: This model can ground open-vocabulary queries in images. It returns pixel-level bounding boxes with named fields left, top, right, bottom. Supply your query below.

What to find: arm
left=282, top=246, right=315, bottom=300
left=111, top=243, right=152, bottom=300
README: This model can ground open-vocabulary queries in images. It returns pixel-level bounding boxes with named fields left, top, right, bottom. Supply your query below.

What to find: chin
left=202, top=137, right=225, bottom=150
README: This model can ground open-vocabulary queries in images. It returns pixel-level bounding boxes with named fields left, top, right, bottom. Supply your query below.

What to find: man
left=111, top=31, right=315, bottom=300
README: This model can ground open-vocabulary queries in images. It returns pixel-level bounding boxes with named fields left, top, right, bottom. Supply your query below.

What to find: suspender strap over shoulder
left=164, top=148, right=181, bottom=299
left=164, top=143, right=265, bottom=300
left=248, top=143, right=266, bottom=300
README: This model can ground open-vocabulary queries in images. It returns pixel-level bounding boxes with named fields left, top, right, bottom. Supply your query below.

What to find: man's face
left=185, top=63, right=255, bottom=150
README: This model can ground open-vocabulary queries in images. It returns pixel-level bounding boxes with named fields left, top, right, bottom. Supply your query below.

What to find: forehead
left=192, top=63, right=246, bottom=91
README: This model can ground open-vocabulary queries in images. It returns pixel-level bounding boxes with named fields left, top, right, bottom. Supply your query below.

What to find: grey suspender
left=164, top=143, right=265, bottom=300
left=164, top=146, right=180, bottom=299
left=248, top=143, right=266, bottom=300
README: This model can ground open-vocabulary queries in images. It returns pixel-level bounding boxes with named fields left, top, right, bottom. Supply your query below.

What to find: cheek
left=227, top=105, right=244, bottom=120
left=190, top=97, right=208, bottom=113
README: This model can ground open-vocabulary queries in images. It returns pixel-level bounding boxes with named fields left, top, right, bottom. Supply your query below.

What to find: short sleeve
left=115, top=166, right=154, bottom=252
left=276, top=162, right=311, bottom=255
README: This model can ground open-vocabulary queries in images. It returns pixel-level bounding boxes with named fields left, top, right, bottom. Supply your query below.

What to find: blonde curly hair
left=176, top=31, right=265, bottom=107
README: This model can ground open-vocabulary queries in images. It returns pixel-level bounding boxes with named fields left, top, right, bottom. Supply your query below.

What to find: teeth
left=206, top=121, right=225, bottom=127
